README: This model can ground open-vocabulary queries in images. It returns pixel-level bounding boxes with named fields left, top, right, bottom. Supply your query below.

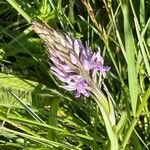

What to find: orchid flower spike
left=32, top=21, right=110, bottom=97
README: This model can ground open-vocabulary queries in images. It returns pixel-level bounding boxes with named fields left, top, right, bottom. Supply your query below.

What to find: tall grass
left=0, top=0, right=150, bottom=149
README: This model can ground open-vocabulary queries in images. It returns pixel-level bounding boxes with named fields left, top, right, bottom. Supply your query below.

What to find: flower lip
left=60, top=75, right=89, bottom=97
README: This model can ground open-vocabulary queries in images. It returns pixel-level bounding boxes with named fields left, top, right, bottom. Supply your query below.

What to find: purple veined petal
left=77, top=79, right=88, bottom=90
left=104, top=66, right=111, bottom=71
left=79, top=42, right=90, bottom=62
left=97, top=65, right=111, bottom=72
left=90, top=53, right=96, bottom=64
left=76, top=79, right=89, bottom=97
left=51, top=56, right=73, bottom=73
left=70, top=52, right=78, bottom=65
left=98, top=66, right=111, bottom=78
left=75, top=89, right=90, bottom=98
left=80, top=54, right=90, bottom=65
left=91, top=69, right=97, bottom=83
left=95, top=51, right=104, bottom=65
left=80, top=47, right=86, bottom=59
left=51, top=70, right=66, bottom=82
left=75, top=90, right=81, bottom=98
left=90, top=51, right=104, bottom=66
left=96, top=65, right=103, bottom=71
left=89, top=52, right=105, bottom=71
left=60, top=85, right=76, bottom=91
left=51, top=66, right=65, bottom=76
left=95, top=51, right=104, bottom=64
left=73, top=40, right=80, bottom=56
left=82, top=90, right=89, bottom=97
left=59, top=63, right=72, bottom=72
left=65, top=75, right=82, bottom=85
left=82, top=59, right=90, bottom=71
left=76, top=39, right=85, bottom=52
left=85, top=42, right=92, bottom=58
left=76, top=86, right=89, bottom=97
left=79, top=52, right=86, bottom=64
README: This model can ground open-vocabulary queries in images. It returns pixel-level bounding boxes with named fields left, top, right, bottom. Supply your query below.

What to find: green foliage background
left=0, top=0, right=150, bottom=149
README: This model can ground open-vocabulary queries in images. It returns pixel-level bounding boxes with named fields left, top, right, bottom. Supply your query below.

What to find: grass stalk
left=139, top=0, right=145, bottom=29
left=121, top=0, right=138, bottom=116
left=48, top=98, right=60, bottom=142
left=1, top=127, right=78, bottom=149
left=121, top=86, right=150, bottom=149
left=6, top=0, right=31, bottom=23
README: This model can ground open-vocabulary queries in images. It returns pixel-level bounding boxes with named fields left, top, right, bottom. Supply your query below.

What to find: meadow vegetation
left=0, top=0, right=150, bottom=149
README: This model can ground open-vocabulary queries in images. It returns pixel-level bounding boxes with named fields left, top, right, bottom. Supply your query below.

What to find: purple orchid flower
left=72, top=40, right=111, bottom=78
left=89, top=51, right=111, bottom=78
left=31, top=21, right=110, bottom=97
left=50, top=38, right=110, bottom=97
left=61, top=75, right=89, bottom=98
left=51, top=66, right=89, bottom=97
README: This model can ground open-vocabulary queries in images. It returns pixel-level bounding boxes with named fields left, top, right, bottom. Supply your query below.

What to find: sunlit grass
left=0, top=0, right=150, bottom=149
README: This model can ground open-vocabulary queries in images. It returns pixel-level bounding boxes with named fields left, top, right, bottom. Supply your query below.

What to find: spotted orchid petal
left=51, top=66, right=65, bottom=77
left=60, top=85, right=76, bottom=91
left=98, top=66, right=111, bottom=78
left=51, top=71, right=66, bottom=82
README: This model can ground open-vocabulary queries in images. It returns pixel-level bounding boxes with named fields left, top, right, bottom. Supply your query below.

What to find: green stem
left=69, top=0, right=75, bottom=23
left=1, top=127, right=77, bottom=149
left=95, top=97, right=119, bottom=150
left=121, top=86, right=150, bottom=149
left=92, top=84, right=118, bottom=150
left=48, top=98, right=60, bottom=141
left=139, top=0, right=145, bottom=29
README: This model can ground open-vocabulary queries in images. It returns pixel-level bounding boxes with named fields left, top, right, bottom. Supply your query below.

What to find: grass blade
left=121, top=0, right=139, bottom=115
left=6, top=0, right=30, bottom=23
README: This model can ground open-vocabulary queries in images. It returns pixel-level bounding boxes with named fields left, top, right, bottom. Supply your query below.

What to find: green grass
left=0, top=0, right=150, bottom=149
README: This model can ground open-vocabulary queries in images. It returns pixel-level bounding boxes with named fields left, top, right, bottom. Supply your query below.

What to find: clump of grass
left=0, top=0, right=150, bottom=149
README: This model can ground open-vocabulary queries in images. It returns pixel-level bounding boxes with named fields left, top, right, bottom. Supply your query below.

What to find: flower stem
left=95, top=97, right=119, bottom=150
left=91, top=82, right=119, bottom=150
